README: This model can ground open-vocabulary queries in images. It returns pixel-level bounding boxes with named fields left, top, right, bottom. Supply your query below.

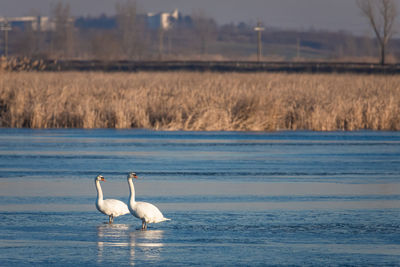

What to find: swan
left=95, top=174, right=130, bottom=223
left=127, top=172, right=170, bottom=230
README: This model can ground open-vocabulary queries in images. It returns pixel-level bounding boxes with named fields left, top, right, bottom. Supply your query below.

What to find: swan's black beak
left=133, top=175, right=138, bottom=179
left=101, top=177, right=106, bottom=181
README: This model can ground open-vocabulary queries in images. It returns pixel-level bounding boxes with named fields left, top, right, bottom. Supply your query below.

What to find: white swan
left=95, top=175, right=130, bottom=223
left=127, top=172, right=170, bottom=230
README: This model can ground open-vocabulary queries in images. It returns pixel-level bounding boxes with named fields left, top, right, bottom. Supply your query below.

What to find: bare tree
left=192, top=10, right=217, bottom=56
left=357, top=0, right=397, bottom=65
left=115, top=0, right=145, bottom=59
left=89, top=30, right=121, bottom=60
left=51, top=1, right=75, bottom=58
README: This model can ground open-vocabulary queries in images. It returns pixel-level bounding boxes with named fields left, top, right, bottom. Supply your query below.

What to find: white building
left=0, top=16, right=55, bottom=31
left=147, top=9, right=180, bottom=30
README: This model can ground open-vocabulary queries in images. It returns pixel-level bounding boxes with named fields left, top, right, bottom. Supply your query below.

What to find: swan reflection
left=96, top=224, right=164, bottom=265
left=129, top=230, right=164, bottom=265
left=97, top=224, right=130, bottom=264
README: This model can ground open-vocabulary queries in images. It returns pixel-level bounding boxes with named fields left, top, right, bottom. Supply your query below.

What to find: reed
left=0, top=71, right=399, bottom=131
left=0, top=57, right=47, bottom=71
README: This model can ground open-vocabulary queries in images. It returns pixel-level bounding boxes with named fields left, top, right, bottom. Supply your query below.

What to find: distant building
left=147, top=9, right=180, bottom=30
left=0, top=16, right=56, bottom=31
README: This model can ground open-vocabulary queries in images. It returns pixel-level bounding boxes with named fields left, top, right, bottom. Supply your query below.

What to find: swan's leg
left=144, top=222, right=148, bottom=230
left=109, top=215, right=114, bottom=224
left=141, top=220, right=145, bottom=230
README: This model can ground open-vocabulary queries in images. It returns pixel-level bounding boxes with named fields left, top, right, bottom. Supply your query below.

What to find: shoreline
left=2, top=59, right=400, bottom=74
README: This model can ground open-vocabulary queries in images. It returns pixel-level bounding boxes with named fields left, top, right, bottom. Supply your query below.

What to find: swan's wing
left=135, top=202, right=169, bottom=223
left=103, top=199, right=130, bottom=216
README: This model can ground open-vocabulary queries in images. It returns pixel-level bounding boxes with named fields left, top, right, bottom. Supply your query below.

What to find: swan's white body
left=95, top=175, right=130, bottom=223
left=127, top=173, right=170, bottom=230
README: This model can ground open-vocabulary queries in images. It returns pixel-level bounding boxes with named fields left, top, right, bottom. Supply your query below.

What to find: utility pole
left=158, top=28, right=164, bottom=60
left=0, top=21, right=11, bottom=58
left=296, top=37, right=300, bottom=59
left=167, top=31, right=172, bottom=55
left=254, top=21, right=265, bottom=62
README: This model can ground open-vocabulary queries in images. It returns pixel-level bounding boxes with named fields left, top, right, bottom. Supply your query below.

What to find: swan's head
left=95, top=175, right=106, bottom=182
left=127, top=172, right=138, bottom=180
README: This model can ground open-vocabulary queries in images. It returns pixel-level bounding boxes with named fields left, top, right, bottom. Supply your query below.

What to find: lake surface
left=0, top=129, right=399, bottom=266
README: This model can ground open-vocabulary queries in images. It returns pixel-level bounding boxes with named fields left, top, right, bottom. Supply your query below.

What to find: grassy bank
left=0, top=72, right=399, bottom=131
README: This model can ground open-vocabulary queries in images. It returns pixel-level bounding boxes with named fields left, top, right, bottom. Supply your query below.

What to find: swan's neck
left=128, top=179, right=136, bottom=206
left=95, top=180, right=104, bottom=204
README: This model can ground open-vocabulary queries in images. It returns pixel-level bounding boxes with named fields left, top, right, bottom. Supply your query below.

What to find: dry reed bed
left=0, top=71, right=399, bottom=131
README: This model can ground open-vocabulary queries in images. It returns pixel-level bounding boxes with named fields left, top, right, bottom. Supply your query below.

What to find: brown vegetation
left=0, top=71, right=399, bottom=131
left=0, top=57, right=47, bottom=71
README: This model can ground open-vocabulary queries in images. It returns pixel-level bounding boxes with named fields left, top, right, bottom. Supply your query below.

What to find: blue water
left=0, top=129, right=399, bottom=266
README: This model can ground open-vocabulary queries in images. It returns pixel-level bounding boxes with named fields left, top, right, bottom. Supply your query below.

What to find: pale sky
left=0, top=0, right=398, bottom=35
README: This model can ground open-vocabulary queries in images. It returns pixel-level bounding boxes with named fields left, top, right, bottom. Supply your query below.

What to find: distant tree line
left=3, top=0, right=399, bottom=63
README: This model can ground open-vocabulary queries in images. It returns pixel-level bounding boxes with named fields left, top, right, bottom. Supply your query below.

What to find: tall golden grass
left=0, top=71, right=399, bottom=131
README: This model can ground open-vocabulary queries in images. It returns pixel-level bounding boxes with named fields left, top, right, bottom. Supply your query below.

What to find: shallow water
left=0, top=129, right=399, bottom=266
